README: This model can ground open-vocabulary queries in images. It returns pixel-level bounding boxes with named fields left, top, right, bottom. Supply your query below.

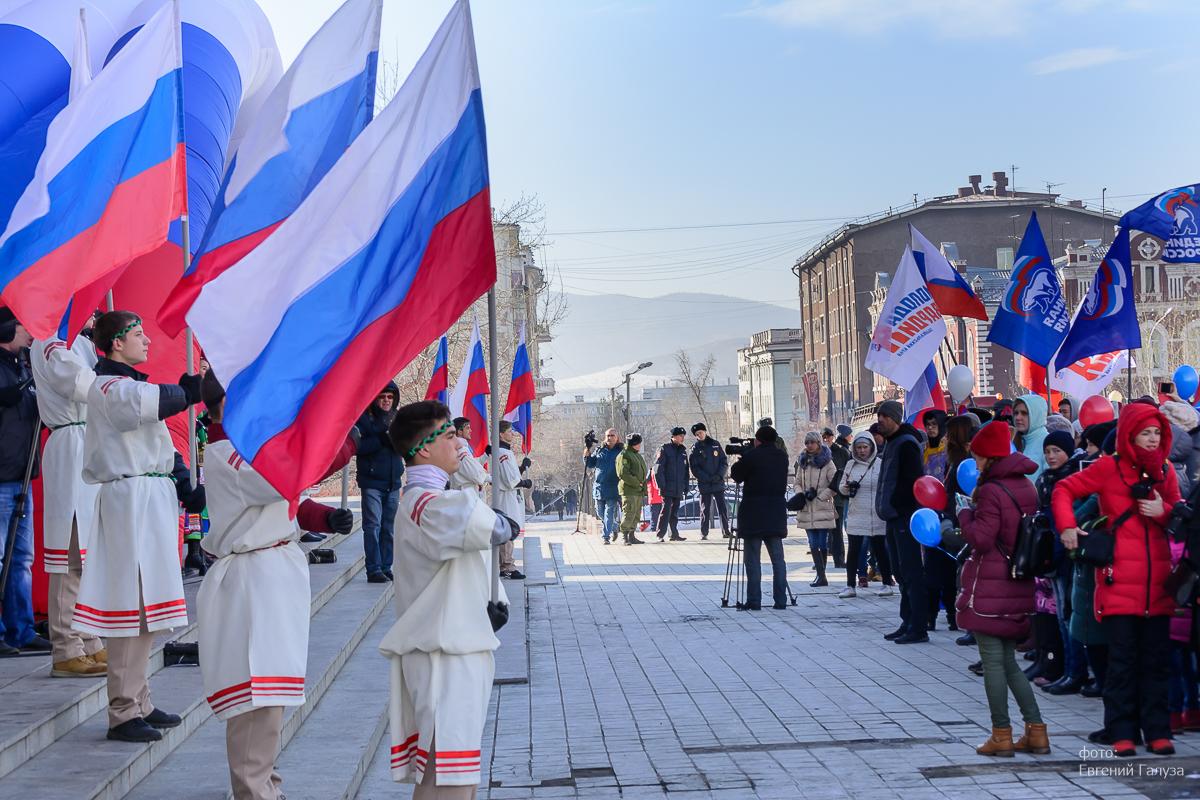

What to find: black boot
left=184, top=539, right=204, bottom=570
left=810, top=549, right=828, bottom=587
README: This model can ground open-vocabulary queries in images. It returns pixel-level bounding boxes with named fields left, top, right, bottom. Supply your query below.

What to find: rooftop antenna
left=1010, top=164, right=1018, bottom=194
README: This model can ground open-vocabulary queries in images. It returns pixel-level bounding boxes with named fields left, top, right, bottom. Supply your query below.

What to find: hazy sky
left=257, top=0, right=1199, bottom=321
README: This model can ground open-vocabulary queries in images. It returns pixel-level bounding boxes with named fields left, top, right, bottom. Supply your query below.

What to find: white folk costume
left=31, top=335, right=106, bottom=666
left=379, top=464, right=507, bottom=789
left=449, top=437, right=488, bottom=493
left=491, top=444, right=524, bottom=574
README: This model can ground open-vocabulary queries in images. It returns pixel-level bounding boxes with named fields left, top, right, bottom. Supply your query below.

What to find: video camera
left=725, top=437, right=754, bottom=456
left=1167, top=500, right=1193, bottom=542
left=583, top=430, right=598, bottom=449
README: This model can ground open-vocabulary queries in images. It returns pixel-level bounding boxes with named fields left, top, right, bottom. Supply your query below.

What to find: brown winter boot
left=976, top=727, right=1015, bottom=757
left=1013, top=722, right=1050, bottom=754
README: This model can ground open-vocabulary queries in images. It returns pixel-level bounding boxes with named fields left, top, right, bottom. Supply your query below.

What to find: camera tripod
left=572, top=463, right=594, bottom=534
left=720, top=481, right=797, bottom=609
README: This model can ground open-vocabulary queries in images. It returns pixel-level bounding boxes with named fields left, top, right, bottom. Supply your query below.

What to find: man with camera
left=655, top=427, right=691, bottom=541
left=584, top=429, right=624, bottom=544
left=689, top=423, right=730, bottom=540
left=730, top=425, right=790, bottom=610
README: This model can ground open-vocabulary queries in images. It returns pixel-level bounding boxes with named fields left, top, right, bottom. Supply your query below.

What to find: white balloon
left=947, top=364, right=974, bottom=403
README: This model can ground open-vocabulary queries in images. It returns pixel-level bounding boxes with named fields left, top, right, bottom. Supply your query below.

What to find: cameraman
left=730, top=425, right=789, bottom=610
left=584, top=429, right=623, bottom=544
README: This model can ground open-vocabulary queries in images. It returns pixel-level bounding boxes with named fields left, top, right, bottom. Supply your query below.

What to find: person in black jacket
left=355, top=382, right=403, bottom=583
left=875, top=400, right=929, bottom=644
left=689, top=423, right=729, bottom=540
left=731, top=425, right=790, bottom=610
left=655, top=427, right=690, bottom=542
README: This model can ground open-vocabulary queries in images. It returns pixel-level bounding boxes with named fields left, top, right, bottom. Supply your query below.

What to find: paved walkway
left=463, top=518, right=1200, bottom=800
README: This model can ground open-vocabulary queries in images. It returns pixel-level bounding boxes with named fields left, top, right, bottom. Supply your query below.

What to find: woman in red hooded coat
left=1052, top=402, right=1182, bottom=757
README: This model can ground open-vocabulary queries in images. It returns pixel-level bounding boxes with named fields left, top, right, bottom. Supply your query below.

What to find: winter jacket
left=729, top=442, right=788, bottom=538
left=688, top=436, right=728, bottom=494
left=615, top=447, right=647, bottom=497
left=923, top=410, right=948, bottom=480
left=1036, top=456, right=1081, bottom=574
left=648, top=467, right=662, bottom=505
left=793, top=445, right=836, bottom=529
left=955, top=452, right=1039, bottom=639
left=1169, top=423, right=1193, bottom=498
left=654, top=441, right=690, bottom=498
left=586, top=442, right=623, bottom=500
left=1068, top=494, right=1107, bottom=645
left=1051, top=403, right=1183, bottom=620
left=0, top=346, right=39, bottom=483
left=1170, top=538, right=1192, bottom=643
left=354, top=382, right=403, bottom=493
left=1015, top=393, right=1048, bottom=481
left=830, top=436, right=851, bottom=506
left=875, top=423, right=923, bottom=522
left=839, top=433, right=883, bottom=537
left=1162, top=401, right=1200, bottom=488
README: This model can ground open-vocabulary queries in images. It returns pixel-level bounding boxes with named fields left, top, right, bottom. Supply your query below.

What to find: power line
left=546, top=216, right=855, bottom=235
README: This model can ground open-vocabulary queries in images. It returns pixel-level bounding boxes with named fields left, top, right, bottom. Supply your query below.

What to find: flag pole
left=1127, top=348, right=1133, bottom=400
left=105, top=291, right=114, bottom=312
left=487, top=288, right=501, bottom=604
left=182, top=213, right=198, bottom=488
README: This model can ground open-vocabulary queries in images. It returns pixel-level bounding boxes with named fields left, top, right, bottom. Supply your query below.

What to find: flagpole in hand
left=487, top=288, right=501, bottom=604
left=181, top=214, right=199, bottom=488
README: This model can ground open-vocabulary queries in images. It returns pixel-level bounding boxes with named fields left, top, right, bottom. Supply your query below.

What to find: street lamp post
left=622, top=361, right=653, bottom=438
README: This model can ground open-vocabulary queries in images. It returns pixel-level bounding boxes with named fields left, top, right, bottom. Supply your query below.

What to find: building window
left=1150, top=328, right=1167, bottom=373
left=1144, top=264, right=1157, bottom=294
left=996, top=247, right=1014, bottom=270
left=1188, top=326, right=1200, bottom=367
left=791, top=358, right=802, bottom=377
left=1169, top=274, right=1184, bottom=300
left=793, top=394, right=800, bottom=411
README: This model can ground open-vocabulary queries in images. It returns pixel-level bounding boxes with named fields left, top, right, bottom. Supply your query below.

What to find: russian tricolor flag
left=449, top=318, right=490, bottom=457
left=157, top=0, right=381, bottom=337
left=904, top=360, right=947, bottom=424
left=503, top=321, right=535, bottom=453
left=0, top=0, right=185, bottom=339
left=188, top=0, right=495, bottom=502
left=425, top=335, right=449, bottom=404
left=909, top=224, right=987, bottom=321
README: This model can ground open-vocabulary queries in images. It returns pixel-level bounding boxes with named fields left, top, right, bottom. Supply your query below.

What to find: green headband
left=115, top=318, right=142, bottom=340
left=406, top=420, right=454, bottom=459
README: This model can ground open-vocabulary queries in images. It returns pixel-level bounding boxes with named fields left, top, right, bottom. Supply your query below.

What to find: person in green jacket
left=615, top=434, right=648, bottom=546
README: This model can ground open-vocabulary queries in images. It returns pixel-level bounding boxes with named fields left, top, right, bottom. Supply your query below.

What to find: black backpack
left=991, top=482, right=1057, bottom=580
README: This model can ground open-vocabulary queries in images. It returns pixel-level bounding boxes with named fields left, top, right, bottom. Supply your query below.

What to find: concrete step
left=120, top=570, right=394, bottom=800
left=0, top=521, right=363, bottom=790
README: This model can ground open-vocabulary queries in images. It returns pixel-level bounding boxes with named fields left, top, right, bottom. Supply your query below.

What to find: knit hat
left=691, top=422, right=706, bottom=434
left=1161, top=400, right=1200, bottom=432
left=1083, top=421, right=1116, bottom=451
left=1044, top=413, right=1073, bottom=434
left=836, top=424, right=853, bottom=439
left=1102, top=428, right=1118, bottom=455
left=1043, top=430, right=1075, bottom=457
left=805, top=430, right=821, bottom=445
left=670, top=426, right=686, bottom=437
left=877, top=400, right=903, bottom=424
left=868, top=423, right=881, bottom=437
left=970, top=421, right=1012, bottom=459
left=200, top=370, right=225, bottom=408
left=758, top=417, right=774, bottom=427
left=755, top=426, right=778, bottom=443
left=629, top=433, right=642, bottom=447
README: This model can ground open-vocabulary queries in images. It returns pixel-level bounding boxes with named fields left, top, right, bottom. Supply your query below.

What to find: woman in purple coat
left=956, top=421, right=1048, bottom=757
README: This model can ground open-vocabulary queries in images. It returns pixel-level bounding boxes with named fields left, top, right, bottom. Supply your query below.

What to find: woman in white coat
left=837, top=432, right=894, bottom=598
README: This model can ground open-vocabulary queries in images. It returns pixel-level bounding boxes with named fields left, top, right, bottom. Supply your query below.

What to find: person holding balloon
left=953, top=420, right=1047, bottom=757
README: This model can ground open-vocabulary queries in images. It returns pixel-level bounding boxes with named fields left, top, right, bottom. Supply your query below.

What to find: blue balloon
left=957, top=458, right=978, bottom=495
left=911, top=508, right=942, bottom=547
left=1011, top=441, right=1017, bottom=454
left=1174, top=365, right=1199, bottom=402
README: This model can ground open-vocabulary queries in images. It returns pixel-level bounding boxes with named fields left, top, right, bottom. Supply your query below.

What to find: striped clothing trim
left=73, top=604, right=140, bottom=631
left=226, top=451, right=245, bottom=470
left=206, top=675, right=305, bottom=715
left=410, top=492, right=436, bottom=526
left=434, top=749, right=482, bottom=774
left=43, top=341, right=67, bottom=356
left=43, top=548, right=85, bottom=570
left=390, top=733, right=419, bottom=768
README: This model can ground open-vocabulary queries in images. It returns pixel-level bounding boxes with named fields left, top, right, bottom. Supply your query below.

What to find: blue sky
left=258, top=0, right=1200, bottom=314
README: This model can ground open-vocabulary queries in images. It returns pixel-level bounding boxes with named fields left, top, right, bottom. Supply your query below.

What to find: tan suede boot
left=51, top=655, right=107, bottom=678
left=90, top=648, right=107, bottom=664
left=1013, top=722, right=1050, bottom=754
left=976, top=727, right=1015, bottom=757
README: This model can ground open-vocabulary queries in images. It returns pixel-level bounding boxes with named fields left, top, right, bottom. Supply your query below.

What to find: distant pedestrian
left=875, top=400, right=929, bottom=644
left=355, top=382, right=403, bottom=583
left=828, top=424, right=853, bottom=569
left=585, top=429, right=624, bottom=544
left=837, top=432, right=893, bottom=598
left=793, top=431, right=836, bottom=587
left=759, top=417, right=788, bottom=458
left=615, top=435, right=647, bottom=546
left=655, top=428, right=690, bottom=541
left=689, top=423, right=730, bottom=540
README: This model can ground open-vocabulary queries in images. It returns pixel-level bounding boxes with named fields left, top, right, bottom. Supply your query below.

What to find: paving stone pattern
left=363, top=519, right=1200, bottom=800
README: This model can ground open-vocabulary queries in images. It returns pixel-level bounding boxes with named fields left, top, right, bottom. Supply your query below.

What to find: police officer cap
left=670, top=426, right=686, bottom=437
left=691, top=423, right=706, bottom=434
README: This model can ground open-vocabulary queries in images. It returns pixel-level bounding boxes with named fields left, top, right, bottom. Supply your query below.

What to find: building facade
left=736, top=329, right=805, bottom=441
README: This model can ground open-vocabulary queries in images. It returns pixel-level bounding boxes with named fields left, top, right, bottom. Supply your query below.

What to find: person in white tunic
left=31, top=329, right=106, bottom=677
left=379, top=400, right=518, bottom=799
left=74, top=311, right=206, bottom=743
left=450, top=416, right=488, bottom=494
left=196, top=371, right=355, bottom=800
left=492, top=421, right=530, bottom=580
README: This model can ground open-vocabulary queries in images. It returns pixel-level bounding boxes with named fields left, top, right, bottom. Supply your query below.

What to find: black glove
left=179, top=482, right=206, bottom=514
left=485, top=444, right=492, bottom=456
left=520, top=457, right=532, bottom=472
left=326, top=507, right=354, bottom=535
left=178, top=373, right=202, bottom=405
left=349, top=425, right=362, bottom=450
left=487, top=600, right=509, bottom=632
left=517, top=478, right=533, bottom=489
left=493, top=510, right=520, bottom=541
left=0, top=383, right=23, bottom=408
left=786, top=493, right=807, bottom=512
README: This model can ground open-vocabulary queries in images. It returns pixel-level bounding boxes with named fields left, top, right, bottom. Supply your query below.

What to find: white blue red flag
left=987, top=212, right=1069, bottom=367
left=188, top=0, right=495, bottom=501
left=903, top=360, right=946, bottom=424
left=0, top=0, right=185, bottom=339
left=449, top=317, right=490, bottom=457
left=1121, top=184, right=1200, bottom=263
left=909, top=224, right=987, bottom=320
left=864, top=246, right=947, bottom=391
left=503, top=321, right=535, bottom=453
left=425, top=335, right=449, bottom=404
left=158, top=0, right=381, bottom=337
left=1054, top=227, right=1140, bottom=368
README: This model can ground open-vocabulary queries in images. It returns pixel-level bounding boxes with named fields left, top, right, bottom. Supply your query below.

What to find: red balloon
left=1079, top=395, right=1115, bottom=428
left=914, top=476, right=947, bottom=510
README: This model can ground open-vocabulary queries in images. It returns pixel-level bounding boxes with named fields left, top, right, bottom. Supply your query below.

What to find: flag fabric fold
left=188, top=0, right=494, bottom=502
left=1053, top=350, right=1132, bottom=401
left=503, top=321, right=534, bottom=453
left=1120, top=184, right=1200, bottom=263
left=864, top=246, right=947, bottom=391
left=448, top=317, right=489, bottom=457
left=0, top=0, right=185, bottom=339
left=903, top=360, right=946, bottom=424
left=986, top=212, right=1069, bottom=367
left=909, top=224, right=987, bottom=320
left=424, top=335, right=449, bottom=404
left=1054, top=227, right=1140, bottom=368
left=158, top=0, right=381, bottom=337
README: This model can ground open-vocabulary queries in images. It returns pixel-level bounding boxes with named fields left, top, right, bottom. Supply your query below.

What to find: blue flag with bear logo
left=1054, top=227, right=1140, bottom=369
left=987, top=212, right=1070, bottom=366
left=1120, top=183, right=1200, bottom=262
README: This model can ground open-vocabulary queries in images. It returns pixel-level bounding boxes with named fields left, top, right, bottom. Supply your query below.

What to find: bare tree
left=674, top=349, right=717, bottom=426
